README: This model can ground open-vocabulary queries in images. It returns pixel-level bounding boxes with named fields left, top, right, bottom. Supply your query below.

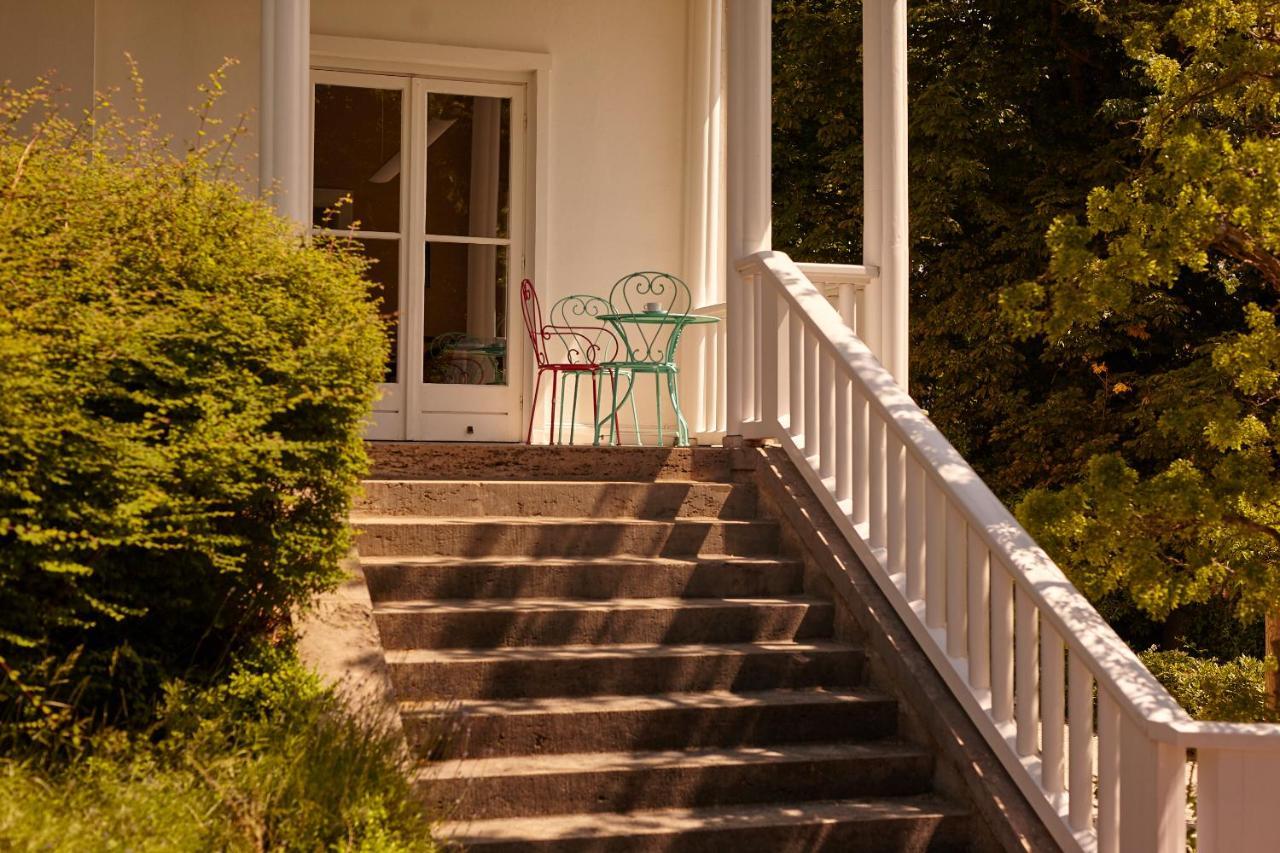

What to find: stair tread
left=400, top=686, right=890, bottom=717
left=422, top=740, right=928, bottom=781
left=375, top=596, right=830, bottom=614
left=438, top=794, right=967, bottom=843
left=385, top=640, right=858, bottom=665
left=353, top=515, right=775, bottom=525
left=360, top=554, right=800, bottom=566
left=361, top=478, right=741, bottom=487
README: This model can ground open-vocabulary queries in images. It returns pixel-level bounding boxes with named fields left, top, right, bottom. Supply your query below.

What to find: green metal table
left=593, top=312, right=719, bottom=447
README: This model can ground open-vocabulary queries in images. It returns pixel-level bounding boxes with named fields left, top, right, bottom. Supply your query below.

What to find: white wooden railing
left=681, top=262, right=876, bottom=443
left=728, top=250, right=1280, bottom=853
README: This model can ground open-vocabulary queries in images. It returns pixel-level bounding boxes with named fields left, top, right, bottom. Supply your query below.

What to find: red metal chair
left=520, top=279, right=618, bottom=444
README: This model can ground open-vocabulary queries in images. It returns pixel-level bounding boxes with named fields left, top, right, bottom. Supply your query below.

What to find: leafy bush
left=0, top=649, right=436, bottom=851
left=0, top=75, right=386, bottom=710
left=1139, top=648, right=1276, bottom=723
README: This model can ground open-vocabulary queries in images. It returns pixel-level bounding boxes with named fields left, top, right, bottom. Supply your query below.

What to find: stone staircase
left=352, top=445, right=976, bottom=852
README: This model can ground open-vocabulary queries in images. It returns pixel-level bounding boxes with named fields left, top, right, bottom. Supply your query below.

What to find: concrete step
left=421, top=741, right=934, bottom=820
left=403, top=687, right=897, bottom=759
left=361, top=556, right=806, bottom=601
left=367, top=443, right=734, bottom=482
left=373, top=597, right=835, bottom=649
left=354, top=517, right=780, bottom=559
left=437, top=795, right=971, bottom=852
left=355, top=479, right=759, bottom=520
left=385, top=641, right=866, bottom=701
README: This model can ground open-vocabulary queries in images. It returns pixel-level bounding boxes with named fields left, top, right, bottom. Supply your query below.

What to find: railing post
left=1119, top=717, right=1186, bottom=853
left=1198, top=748, right=1280, bottom=852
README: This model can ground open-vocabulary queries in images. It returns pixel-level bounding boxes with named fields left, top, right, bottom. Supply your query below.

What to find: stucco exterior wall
left=312, top=0, right=692, bottom=308
left=0, top=0, right=261, bottom=184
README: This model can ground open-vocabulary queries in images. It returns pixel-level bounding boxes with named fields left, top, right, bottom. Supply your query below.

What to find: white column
left=862, top=0, right=909, bottom=390
left=725, top=0, right=771, bottom=434
left=260, top=0, right=310, bottom=225
left=683, top=0, right=726, bottom=310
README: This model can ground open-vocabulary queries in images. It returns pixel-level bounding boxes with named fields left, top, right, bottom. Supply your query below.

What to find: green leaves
left=0, top=79, right=386, bottom=711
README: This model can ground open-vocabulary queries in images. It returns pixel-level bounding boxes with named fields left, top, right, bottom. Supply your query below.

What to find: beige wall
left=0, top=0, right=96, bottom=118
left=0, top=0, right=261, bottom=182
left=312, top=0, right=692, bottom=304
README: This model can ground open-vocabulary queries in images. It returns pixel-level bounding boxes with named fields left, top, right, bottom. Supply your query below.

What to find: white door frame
left=309, top=69, right=412, bottom=440
left=309, top=36, right=551, bottom=442
left=404, top=77, right=527, bottom=442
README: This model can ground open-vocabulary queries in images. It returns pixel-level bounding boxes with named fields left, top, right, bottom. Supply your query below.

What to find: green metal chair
left=597, top=271, right=692, bottom=446
left=547, top=293, right=621, bottom=445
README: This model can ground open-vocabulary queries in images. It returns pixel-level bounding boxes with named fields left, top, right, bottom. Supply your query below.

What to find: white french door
left=311, top=71, right=527, bottom=441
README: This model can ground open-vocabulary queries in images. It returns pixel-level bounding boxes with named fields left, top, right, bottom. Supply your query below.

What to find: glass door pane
left=421, top=91, right=513, bottom=387
left=313, top=84, right=402, bottom=232
left=312, top=82, right=406, bottom=386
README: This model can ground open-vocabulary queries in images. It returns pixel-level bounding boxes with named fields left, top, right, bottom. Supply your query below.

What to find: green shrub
left=0, top=75, right=386, bottom=712
left=1139, top=648, right=1277, bottom=723
left=0, top=649, right=435, bottom=851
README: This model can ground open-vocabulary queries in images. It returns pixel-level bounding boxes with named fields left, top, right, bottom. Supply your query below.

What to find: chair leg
left=549, top=369, right=559, bottom=445
left=668, top=371, right=689, bottom=447
left=655, top=372, right=664, bottom=446
left=527, top=369, right=543, bottom=444
left=589, top=371, right=601, bottom=447
left=569, top=373, right=581, bottom=445
left=630, top=375, right=642, bottom=446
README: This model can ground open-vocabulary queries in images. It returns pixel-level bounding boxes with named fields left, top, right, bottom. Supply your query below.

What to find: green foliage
left=0, top=73, right=387, bottom=710
left=774, top=0, right=1279, bottom=701
left=0, top=649, right=435, bottom=851
left=1006, top=0, right=1280, bottom=633
left=1139, top=647, right=1275, bottom=723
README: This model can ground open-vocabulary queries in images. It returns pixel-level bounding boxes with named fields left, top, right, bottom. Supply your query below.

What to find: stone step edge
left=383, top=640, right=861, bottom=665
left=359, top=554, right=802, bottom=566
left=351, top=516, right=778, bottom=526
left=437, top=794, right=968, bottom=844
left=373, top=596, right=831, bottom=614
left=418, top=740, right=928, bottom=782
left=398, top=686, right=892, bottom=718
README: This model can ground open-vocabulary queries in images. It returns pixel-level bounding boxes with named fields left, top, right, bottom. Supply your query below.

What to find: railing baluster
left=991, top=562, right=1014, bottom=724
left=788, top=310, right=803, bottom=438
left=835, top=373, right=852, bottom=507
left=1068, top=654, right=1094, bottom=833
left=868, top=416, right=886, bottom=550
left=924, top=477, right=945, bottom=629
left=753, top=272, right=765, bottom=423
left=886, top=432, right=905, bottom=578
left=757, top=278, right=778, bottom=428
left=1097, top=690, right=1121, bottom=853
left=904, top=456, right=924, bottom=601
left=771, top=294, right=788, bottom=429
left=966, top=534, right=990, bottom=689
left=1041, top=625, right=1065, bottom=796
left=945, top=503, right=966, bottom=658
left=1015, top=588, right=1039, bottom=757
left=819, top=351, right=835, bottom=481
left=803, top=333, right=819, bottom=460
left=851, top=385, right=869, bottom=527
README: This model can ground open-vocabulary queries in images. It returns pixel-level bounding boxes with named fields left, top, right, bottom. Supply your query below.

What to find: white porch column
left=862, top=0, right=909, bottom=390
left=725, top=0, right=771, bottom=434
left=260, top=0, right=310, bottom=224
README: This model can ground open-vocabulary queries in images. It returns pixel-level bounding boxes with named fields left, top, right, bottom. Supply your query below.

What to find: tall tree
left=1006, top=0, right=1280, bottom=702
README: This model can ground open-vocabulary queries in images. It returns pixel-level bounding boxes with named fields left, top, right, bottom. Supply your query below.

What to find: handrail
left=731, top=249, right=1280, bottom=853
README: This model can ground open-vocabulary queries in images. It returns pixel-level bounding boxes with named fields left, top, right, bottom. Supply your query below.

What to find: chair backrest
left=520, top=278, right=550, bottom=368
left=521, top=280, right=618, bottom=368
left=606, top=271, right=691, bottom=365
left=549, top=294, right=616, bottom=366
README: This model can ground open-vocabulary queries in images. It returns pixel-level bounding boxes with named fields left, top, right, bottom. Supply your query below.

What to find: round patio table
left=593, top=312, right=719, bottom=447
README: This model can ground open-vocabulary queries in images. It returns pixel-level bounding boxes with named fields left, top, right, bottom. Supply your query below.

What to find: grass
left=0, top=646, right=438, bottom=852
